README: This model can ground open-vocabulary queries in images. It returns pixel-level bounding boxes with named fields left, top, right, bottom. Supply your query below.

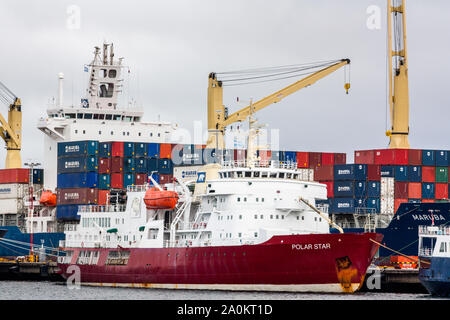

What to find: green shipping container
left=435, top=167, right=448, bottom=183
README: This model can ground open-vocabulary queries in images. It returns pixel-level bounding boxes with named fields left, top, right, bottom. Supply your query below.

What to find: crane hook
left=344, top=82, right=350, bottom=94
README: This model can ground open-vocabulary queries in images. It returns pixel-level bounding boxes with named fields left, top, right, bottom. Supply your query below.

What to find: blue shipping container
left=354, top=181, right=367, bottom=198
left=366, top=198, right=380, bottom=213
left=123, top=158, right=135, bottom=173
left=99, top=142, right=111, bottom=158
left=284, top=151, right=297, bottom=164
left=123, top=173, right=135, bottom=187
left=148, top=143, right=160, bottom=158
left=316, top=199, right=332, bottom=209
left=394, top=165, right=408, bottom=182
left=57, top=156, right=98, bottom=173
left=331, top=198, right=355, bottom=213
left=32, top=169, right=44, bottom=184
left=436, top=150, right=449, bottom=166
left=135, top=142, right=148, bottom=157
left=124, top=142, right=135, bottom=157
left=422, top=150, right=435, bottom=166
left=354, top=198, right=367, bottom=208
left=334, top=164, right=368, bottom=181
left=135, top=158, right=148, bottom=173
left=334, top=181, right=354, bottom=197
left=99, top=174, right=111, bottom=190
left=367, top=181, right=381, bottom=197
left=148, top=173, right=160, bottom=186
left=380, top=165, right=394, bottom=177
left=58, top=140, right=99, bottom=158
left=158, top=158, right=174, bottom=175
left=422, top=183, right=435, bottom=199
left=56, top=204, right=80, bottom=221
left=148, top=158, right=159, bottom=172
left=408, top=165, right=422, bottom=182
left=57, top=172, right=98, bottom=189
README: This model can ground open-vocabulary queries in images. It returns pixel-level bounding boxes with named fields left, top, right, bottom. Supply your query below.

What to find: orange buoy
left=143, top=187, right=179, bottom=210
left=39, top=191, right=57, bottom=206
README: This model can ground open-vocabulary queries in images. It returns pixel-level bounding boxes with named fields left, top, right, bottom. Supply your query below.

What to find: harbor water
left=0, top=281, right=445, bottom=300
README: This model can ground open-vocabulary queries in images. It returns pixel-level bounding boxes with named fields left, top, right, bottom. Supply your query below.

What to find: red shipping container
left=408, top=149, right=422, bottom=165
left=111, top=173, right=123, bottom=189
left=296, top=152, right=309, bottom=168
left=111, top=157, right=123, bottom=173
left=334, top=153, right=346, bottom=165
left=408, top=182, right=422, bottom=199
left=354, top=150, right=375, bottom=164
left=160, top=174, right=174, bottom=185
left=422, top=166, right=435, bottom=182
left=321, top=153, right=334, bottom=166
left=435, top=183, right=449, bottom=199
left=421, top=199, right=435, bottom=203
left=314, top=165, right=334, bottom=181
left=159, top=144, right=172, bottom=159
left=258, top=150, right=271, bottom=162
left=57, top=188, right=98, bottom=205
left=309, top=152, right=322, bottom=167
left=394, top=182, right=408, bottom=198
left=234, top=149, right=246, bottom=161
left=135, top=173, right=148, bottom=185
left=319, top=181, right=334, bottom=198
left=367, top=164, right=381, bottom=181
left=394, top=198, right=408, bottom=213
left=0, top=168, right=29, bottom=184
left=111, top=141, right=124, bottom=157
left=374, top=149, right=408, bottom=165
left=98, top=158, right=111, bottom=174
left=98, top=190, right=110, bottom=205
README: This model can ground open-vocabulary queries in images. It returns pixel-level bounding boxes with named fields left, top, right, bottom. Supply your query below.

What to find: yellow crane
left=386, top=0, right=410, bottom=149
left=0, top=81, right=22, bottom=168
left=206, top=59, right=351, bottom=150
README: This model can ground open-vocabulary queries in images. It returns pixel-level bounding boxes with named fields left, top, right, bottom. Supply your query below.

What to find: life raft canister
left=39, top=191, right=57, bottom=206
left=143, top=187, right=179, bottom=210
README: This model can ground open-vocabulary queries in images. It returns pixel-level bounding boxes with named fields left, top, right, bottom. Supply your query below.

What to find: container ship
left=1, top=0, right=449, bottom=274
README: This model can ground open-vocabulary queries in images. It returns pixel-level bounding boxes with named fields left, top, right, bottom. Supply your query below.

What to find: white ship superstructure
left=37, top=43, right=178, bottom=192
left=61, top=160, right=334, bottom=250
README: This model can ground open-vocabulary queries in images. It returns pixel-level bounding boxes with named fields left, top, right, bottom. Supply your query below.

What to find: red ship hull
left=58, top=232, right=382, bottom=293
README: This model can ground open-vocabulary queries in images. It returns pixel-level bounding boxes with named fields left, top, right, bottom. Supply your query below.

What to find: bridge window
left=245, top=171, right=251, bottom=178
left=439, top=242, right=448, bottom=253
left=109, top=69, right=117, bottom=78
left=113, top=115, right=121, bottom=121
left=105, top=114, right=112, bottom=120
left=279, top=172, right=285, bottom=179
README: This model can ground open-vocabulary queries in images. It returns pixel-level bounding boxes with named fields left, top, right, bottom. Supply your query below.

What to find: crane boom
left=0, top=81, right=22, bottom=168
left=206, top=59, right=350, bottom=150
left=386, top=0, right=410, bottom=149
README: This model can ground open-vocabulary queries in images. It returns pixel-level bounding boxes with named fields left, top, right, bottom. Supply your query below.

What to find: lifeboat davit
left=144, top=187, right=179, bottom=210
left=39, top=191, right=57, bottom=206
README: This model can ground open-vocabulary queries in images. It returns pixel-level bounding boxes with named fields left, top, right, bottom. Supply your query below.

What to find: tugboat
left=418, top=224, right=450, bottom=297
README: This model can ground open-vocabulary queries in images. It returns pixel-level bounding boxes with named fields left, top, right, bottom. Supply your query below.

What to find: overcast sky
left=0, top=0, right=449, bottom=167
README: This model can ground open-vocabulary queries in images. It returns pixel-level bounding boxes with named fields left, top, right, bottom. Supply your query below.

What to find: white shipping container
left=173, top=166, right=205, bottom=183
left=0, top=198, right=25, bottom=214
left=0, top=184, right=27, bottom=200
left=380, top=197, right=395, bottom=215
left=381, top=177, right=395, bottom=198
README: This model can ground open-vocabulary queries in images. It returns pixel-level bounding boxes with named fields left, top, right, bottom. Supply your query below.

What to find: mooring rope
left=370, top=238, right=430, bottom=265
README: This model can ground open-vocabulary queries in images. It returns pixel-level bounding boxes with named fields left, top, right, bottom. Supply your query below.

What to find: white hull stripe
left=81, top=282, right=361, bottom=293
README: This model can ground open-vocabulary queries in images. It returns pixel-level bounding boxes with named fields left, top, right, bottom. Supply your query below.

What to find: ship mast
left=386, top=0, right=410, bottom=149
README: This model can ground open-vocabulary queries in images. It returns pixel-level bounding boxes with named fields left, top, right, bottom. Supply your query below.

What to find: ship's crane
left=206, top=59, right=351, bottom=150
left=0, top=81, right=22, bottom=168
left=386, top=0, right=410, bottom=149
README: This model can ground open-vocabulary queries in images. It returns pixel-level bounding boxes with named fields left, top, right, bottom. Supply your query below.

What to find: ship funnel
left=57, top=72, right=64, bottom=108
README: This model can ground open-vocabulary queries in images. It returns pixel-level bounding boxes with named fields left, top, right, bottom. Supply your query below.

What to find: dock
left=0, top=260, right=63, bottom=281
left=361, top=266, right=427, bottom=293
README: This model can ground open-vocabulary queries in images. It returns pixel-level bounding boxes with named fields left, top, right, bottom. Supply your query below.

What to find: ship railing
left=355, top=207, right=377, bottom=215
left=418, top=225, right=450, bottom=236
left=222, top=160, right=298, bottom=170
left=127, top=185, right=147, bottom=192
left=418, top=247, right=434, bottom=257
left=78, top=204, right=127, bottom=213
left=178, top=221, right=208, bottom=231
left=64, top=224, right=78, bottom=232
left=163, top=240, right=212, bottom=248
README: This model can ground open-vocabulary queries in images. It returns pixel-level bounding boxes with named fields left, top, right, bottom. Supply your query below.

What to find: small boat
left=39, top=191, right=57, bottom=206
left=144, top=187, right=179, bottom=210
left=418, top=225, right=450, bottom=297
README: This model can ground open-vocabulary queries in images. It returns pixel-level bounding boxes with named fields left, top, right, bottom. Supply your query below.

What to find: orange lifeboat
left=144, top=187, right=179, bottom=210
left=39, top=191, right=57, bottom=206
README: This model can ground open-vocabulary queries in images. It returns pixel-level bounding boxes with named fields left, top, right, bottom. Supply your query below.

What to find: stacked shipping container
left=353, top=148, right=450, bottom=214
